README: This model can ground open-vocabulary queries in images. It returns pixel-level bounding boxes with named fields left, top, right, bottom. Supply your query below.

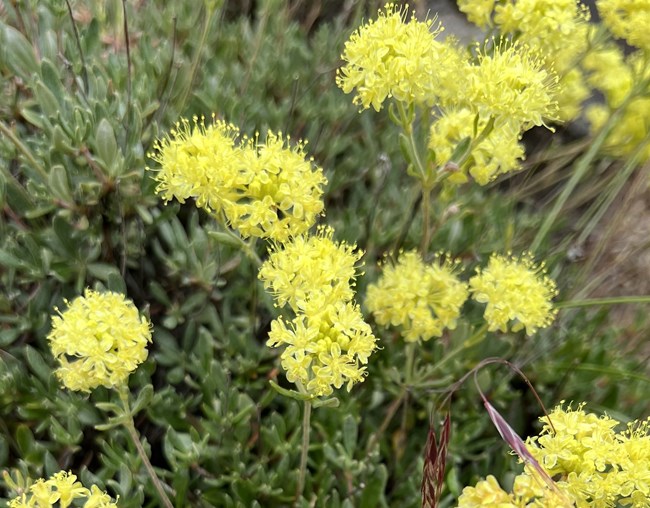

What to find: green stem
left=433, top=323, right=488, bottom=373
left=296, top=400, right=312, bottom=503
left=404, top=342, right=417, bottom=386
left=365, top=389, right=407, bottom=454
left=0, top=121, right=48, bottom=182
left=396, top=101, right=427, bottom=181
left=557, top=296, right=650, bottom=309
left=117, top=386, right=174, bottom=508
left=420, top=186, right=432, bottom=256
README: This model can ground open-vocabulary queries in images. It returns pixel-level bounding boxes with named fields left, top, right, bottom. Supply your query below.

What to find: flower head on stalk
left=336, top=3, right=456, bottom=111
left=149, top=115, right=326, bottom=242
left=47, top=289, right=152, bottom=392
left=469, top=253, right=558, bottom=335
left=366, top=251, right=468, bottom=342
left=465, top=40, right=559, bottom=129
left=260, top=227, right=377, bottom=397
left=258, top=226, right=362, bottom=313
left=460, top=403, right=650, bottom=507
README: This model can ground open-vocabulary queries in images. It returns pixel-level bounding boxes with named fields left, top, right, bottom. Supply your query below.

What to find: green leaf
left=48, top=165, right=73, bottom=202
left=16, top=424, right=35, bottom=456
left=342, top=414, right=357, bottom=456
left=358, top=465, right=388, bottom=508
left=131, top=384, right=154, bottom=415
left=24, top=345, right=51, bottom=383
left=34, top=81, right=60, bottom=117
left=95, top=118, right=118, bottom=173
left=0, top=25, right=39, bottom=80
left=87, top=263, right=122, bottom=282
left=207, top=230, right=244, bottom=249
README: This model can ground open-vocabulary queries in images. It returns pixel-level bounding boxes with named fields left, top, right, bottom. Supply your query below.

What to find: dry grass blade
left=421, top=413, right=451, bottom=508
left=482, top=399, right=570, bottom=505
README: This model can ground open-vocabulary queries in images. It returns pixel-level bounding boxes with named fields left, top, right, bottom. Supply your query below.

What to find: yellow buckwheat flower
left=598, top=0, right=650, bottom=51
left=366, top=251, right=468, bottom=342
left=149, top=116, right=327, bottom=242
left=261, top=227, right=377, bottom=396
left=457, top=471, right=574, bottom=507
left=336, top=3, right=447, bottom=111
left=149, top=115, right=241, bottom=209
left=258, top=226, right=363, bottom=313
left=8, top=470, right=117, bottom=508
left=469, top=253, right=558, bottom=335
left=465, top=41, right=559, bottom=128
left=268, top=300, right=377, bottom=397
left=526, top=403, right=650, bottom=507
left=47, top=289, right=152, bottom=392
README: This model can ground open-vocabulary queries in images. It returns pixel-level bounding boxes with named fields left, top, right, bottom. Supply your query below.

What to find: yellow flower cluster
left=456, top=472, right=572, bottom=507
left=336, top=3, right=464, bottom=111
left=47, top=289, right=152, bottom=392
left=458, top=0, right=591, bottom=122
left=428, top=109, right=525, bottom=185
left=457, top=404, right=650, bottom=507
left=584, top=46, right=650, bottom=161
left=465, top=42, right=559, bottom=129
left=9, top=471, right=117, bottom=508
left=469, top=253, right=558, bottom=335
left=527, top=403, right=650, bottom=507
left=338, top=4, right=560, bottom=184
left=598, top=0, right=650, bottom=52
left=149, top=115, right=327, bottom=242
left=365, top=251, right=468, bottom=342
left=259, top=227, right=377, bottom=397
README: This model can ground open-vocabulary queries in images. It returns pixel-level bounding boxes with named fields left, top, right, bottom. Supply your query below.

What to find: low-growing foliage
left=1, top=0, right=650, bottom=507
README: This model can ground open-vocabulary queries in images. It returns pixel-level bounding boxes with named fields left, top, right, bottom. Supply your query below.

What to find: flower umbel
left=47, top=289, right=152, bottom=392
left=465, top=40, right=559, bottom=128
left=260, top=226, right=377, bottom=397
left=469, top=253, right=558, bottom=335
left=336, top=3, right=446, bottom=111
left=366, top=251, right=468, bottom=342
left=598, top=0, right=650, bottom=52
left=268, top=301, right=377, bottom=397
left=258, top=226, right=363, bottom=313
left=149, top=115, right=327, bottom=242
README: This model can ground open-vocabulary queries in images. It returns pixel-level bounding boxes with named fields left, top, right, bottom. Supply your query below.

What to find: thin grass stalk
left=530, top=97, right=634, bottom=252
left=117, top=386, right=174, bottom=508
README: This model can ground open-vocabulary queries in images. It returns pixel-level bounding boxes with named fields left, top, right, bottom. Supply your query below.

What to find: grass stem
left=118, top=386, right=174, bottom=508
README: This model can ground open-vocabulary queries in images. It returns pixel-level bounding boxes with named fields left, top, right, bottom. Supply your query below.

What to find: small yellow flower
left=366, top=251, right=468, bottom=342
left=598, top=0, right=650, bottom=51
left=48, top=289, right=152, bottom=392
left=148, top=115, right=241, bottom=209
left=258, top=226, right=363, bottom=313
left=469, top=253, right=558, bottom=335
left=8, top=471, right=117, bottom=508
left=457, top=475, right=515, bottom=506
left=229, top=132, right=327, bottom=242
left=336, top=3, right=448, bottom=111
